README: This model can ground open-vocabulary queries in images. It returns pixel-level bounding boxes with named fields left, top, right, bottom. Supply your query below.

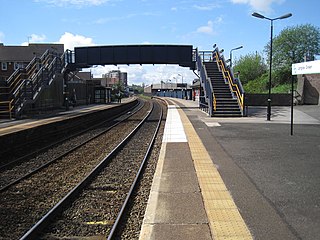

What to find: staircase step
left=213, top=112, right=242, bottom=117
left=213, top=85, right=228, bottom=88
left=216, top=97, right=237, bottom=100
left=215, top=111, right=241, bottom=114
left=204, top=60, right=242, bottom=117
left=214, top=89, right=231, bottom=93
left=215, top=104, right=240, bottom=108
left=215, top=94, right=233, bottom=98
left=215, top=103, right=239, bottom=106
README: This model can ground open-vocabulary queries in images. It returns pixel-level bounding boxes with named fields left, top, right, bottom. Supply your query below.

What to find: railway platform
left=140, top=97, right=320, bottom=240
left=0, top=97, right=136, bottom=137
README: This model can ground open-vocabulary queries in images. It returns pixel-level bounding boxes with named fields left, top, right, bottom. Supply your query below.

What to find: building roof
left=0, top=43, right=64, bottom=62
left=190, top=80, right=201, bottom=88
left=150, top=82, right=191, bottom=90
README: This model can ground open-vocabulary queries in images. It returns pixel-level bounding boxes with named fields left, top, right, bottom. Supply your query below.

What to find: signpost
left=291, top=60, right=320, bottom=135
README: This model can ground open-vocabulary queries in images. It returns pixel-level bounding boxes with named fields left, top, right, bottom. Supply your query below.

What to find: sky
left=0, top=0, right=319, bottom=86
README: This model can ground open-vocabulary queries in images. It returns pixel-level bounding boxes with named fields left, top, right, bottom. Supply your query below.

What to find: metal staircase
left=0, top=50, right=73, bottom=119
left=196, top=47, right=245, bottom=117
left=204, top=61, right=242, bottom=116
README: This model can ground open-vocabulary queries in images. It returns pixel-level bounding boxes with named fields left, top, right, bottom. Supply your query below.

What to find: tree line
left=233, top=24, right=320, bottom=93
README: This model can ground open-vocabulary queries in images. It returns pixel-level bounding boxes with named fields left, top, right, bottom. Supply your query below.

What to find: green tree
left=265, top=24, right=320, bottom=84
left=233, top=52, right=267, bottom=85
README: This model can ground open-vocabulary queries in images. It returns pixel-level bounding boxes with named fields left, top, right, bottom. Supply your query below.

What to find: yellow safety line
left=178, top=108, right=253, bottom=240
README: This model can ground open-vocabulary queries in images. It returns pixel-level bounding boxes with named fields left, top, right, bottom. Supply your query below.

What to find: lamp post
left=252, top=12, right=292, bottom=121
left=178, top=73, right=184, bottom=84
left=229, top=46, right=243, bottom=69
left=178, top=73, right=184, bottom=99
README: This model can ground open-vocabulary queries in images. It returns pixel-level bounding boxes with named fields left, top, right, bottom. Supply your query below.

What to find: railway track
left=0, top=100, right=143, bottom=191
left=20, top=99, right=163, bottom=239
left=0, top=99, right=156, bottom=239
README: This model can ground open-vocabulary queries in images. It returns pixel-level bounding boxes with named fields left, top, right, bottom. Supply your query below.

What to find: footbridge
left=0, top=44, right=245, bottom=118
left=71, top=44, right=196, bottom=70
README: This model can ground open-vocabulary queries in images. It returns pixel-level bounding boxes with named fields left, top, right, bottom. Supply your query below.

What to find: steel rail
left=107, top=100, right=163, bottom=239
left=0, top=100, right=144, bottom=192
left=19, top=101, right=155, bottom=240
left=0, top=100, right=141, bottom=171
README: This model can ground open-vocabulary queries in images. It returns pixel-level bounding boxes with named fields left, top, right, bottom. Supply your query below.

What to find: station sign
left=292, top=60, right=320, bottom=75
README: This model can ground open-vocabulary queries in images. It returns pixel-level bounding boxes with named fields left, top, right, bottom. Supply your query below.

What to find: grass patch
left=244, top=73, right=296, bottom=94
left=244, top=74, right=268, bottom=93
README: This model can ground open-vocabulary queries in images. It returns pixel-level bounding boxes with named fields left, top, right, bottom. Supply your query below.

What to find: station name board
left=292, top=60, right=320, bottom=75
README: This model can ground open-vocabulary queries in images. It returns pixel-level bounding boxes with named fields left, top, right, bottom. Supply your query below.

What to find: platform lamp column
left=252, top=12, right=292, bottom=121
left=229, top=46, right=243, bottom=69
left=178, top=73, right=184, bottom=99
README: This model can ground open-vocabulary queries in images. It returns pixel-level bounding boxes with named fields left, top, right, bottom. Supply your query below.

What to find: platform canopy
left=74, top=44, right=196, bottom=70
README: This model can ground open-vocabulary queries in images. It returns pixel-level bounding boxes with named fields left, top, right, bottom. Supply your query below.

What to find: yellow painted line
left=86, top=220, right=114, bottom=225
left=178, top=108, right=253, bottom=240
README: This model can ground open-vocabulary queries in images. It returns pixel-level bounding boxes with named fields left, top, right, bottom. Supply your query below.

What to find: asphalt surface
left=172, top=99, right=320, bottom=240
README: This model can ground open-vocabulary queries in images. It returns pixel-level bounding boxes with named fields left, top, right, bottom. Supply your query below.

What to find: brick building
left=0, top=43, right=64, bottom=82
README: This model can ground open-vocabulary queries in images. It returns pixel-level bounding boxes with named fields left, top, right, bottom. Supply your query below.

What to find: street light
left=178, top=73, right=183, bottom=84
left=252, top=12, right=292, bottom=121
left=178, top=74, right=184, bottom=99
left=230, top=46, right=243, bottom=69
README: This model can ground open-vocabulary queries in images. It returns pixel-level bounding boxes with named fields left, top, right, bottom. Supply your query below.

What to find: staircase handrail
left=5, top=68, right=26, bottom=89
left=1, top=49, right=65, bottom=118
left=0, top=99, right=14, bottom=119
left=6, top=52, right=45, bottom=93
left=25, top=56, right=39, bottom=75
left=61, top=49, right=74, bottom=66
left=12, top=52, right=63, bottom=116
left=196, top=49, right=215, bottom=115
left=214, top=50, right=245, bottom=111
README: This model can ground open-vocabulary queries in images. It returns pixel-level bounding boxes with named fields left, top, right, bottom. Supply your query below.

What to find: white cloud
left=21, top=34, right=47, bottom=46
left=193, top=3, right=220, bottom=11
left=89, top=64, right=196, bottom=86
left=197, top=20, right=214, bottom=35
left=34, top=0, right=112, bottom=7
left=231, top=0, right=285, bottom=14
left=58, top=32, right=95, bottom=50
left=139, top=65, right=196, bottom=86
left=196, top=16, right=224, bottom=35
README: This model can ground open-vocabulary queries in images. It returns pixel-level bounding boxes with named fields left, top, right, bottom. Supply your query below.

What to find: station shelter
left=144, top=82, right=192, bottom=100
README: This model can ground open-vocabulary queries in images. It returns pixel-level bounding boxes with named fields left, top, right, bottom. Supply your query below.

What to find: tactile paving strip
left=178, top=109, right=253, bottom=240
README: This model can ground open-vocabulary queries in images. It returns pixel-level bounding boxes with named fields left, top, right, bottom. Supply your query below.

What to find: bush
left=233, top=52, right=267, bottom=85
left=244, top=73, right=268, bottom=93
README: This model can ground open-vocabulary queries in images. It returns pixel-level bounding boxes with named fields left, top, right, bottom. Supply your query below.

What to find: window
left=14, top=62, right=25, bottom=70
left=1, top=62, right=7, bottom=71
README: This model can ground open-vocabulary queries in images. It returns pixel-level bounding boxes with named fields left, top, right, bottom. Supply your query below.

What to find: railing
left=0, top=49, right=67, bottom=118
left=0, top=99, right=14, bottom=119
left=199, top=50, right=214, bottom=62
left=214, top=49, right=245, bottom=113
left=196, top=49, right=214, bottom=116
left=213, top=92, right=216, bottom=111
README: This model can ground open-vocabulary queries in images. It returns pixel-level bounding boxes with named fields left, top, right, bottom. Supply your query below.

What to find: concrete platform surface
left=140, top=98, right=320, bottom=240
